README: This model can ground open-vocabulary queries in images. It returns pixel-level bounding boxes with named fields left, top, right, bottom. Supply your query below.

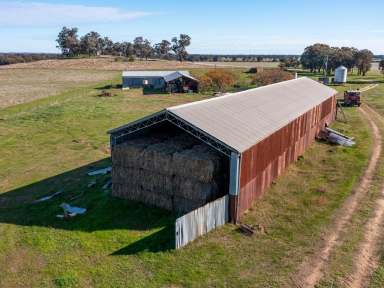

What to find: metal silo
left=334, top=66, right=348, bottom=83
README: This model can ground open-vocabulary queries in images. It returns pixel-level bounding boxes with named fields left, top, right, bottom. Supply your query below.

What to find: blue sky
left=0, top=0, right=383, bottom=54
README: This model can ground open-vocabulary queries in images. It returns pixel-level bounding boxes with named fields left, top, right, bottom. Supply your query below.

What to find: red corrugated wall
left=233, top=96, right=336, bottom=221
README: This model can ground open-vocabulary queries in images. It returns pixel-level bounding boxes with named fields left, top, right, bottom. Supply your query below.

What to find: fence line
left=175, top=195, right=229, bottom=249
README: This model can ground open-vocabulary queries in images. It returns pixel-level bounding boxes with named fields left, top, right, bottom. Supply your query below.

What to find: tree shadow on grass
left=346, top=79, right=384, bottom=84
left=95, top=84, right=122, bottom=90
left=0, top=157, right=175, bottom=253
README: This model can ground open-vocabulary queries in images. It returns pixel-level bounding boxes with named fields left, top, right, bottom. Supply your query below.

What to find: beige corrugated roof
left=122, top=70, right=190, bottom=78
left=167, top=77, right=336, bottom=153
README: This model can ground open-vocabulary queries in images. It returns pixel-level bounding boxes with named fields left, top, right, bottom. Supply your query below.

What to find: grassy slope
left=0, top=70, right=373, bottom=287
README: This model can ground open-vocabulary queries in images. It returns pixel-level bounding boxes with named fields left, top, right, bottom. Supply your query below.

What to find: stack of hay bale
left=112, top=133, right=227, bottom=213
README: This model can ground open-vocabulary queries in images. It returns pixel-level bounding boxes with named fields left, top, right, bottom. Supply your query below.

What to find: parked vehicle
left=343, top=90, right=361, bottom=107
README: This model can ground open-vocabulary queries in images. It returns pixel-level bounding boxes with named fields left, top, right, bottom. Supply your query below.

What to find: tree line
left=186, top=54, right=296, bottom=62
left=0, top=53, right=60, bottom=66
left=56, top=27, right=191, bottom=61
left=300, top=43, right=374, bottom=76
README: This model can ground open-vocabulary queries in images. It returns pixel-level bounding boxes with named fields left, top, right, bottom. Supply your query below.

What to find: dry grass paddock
left=0, top=68, right=117, bottom=108
left=1, top=57, right=279, bottom=71
left=0, top=58, right=204, bottom=71
left=0, top=57, right=267, bottom=108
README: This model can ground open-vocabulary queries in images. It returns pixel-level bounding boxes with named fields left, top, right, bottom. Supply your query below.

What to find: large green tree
left=355, top=49, right=374, bottom=76
left=154, top=40, right=172, bottom=59
left=56, top=27, right=80, bottom=57
left=172, top=34, right=191, bottom=62
left=80, top=31, right=102, bottom=56
left=121, top=42, right=134, bottom=58
left=300, top=43, right=331, bottom=72
left=339, top=47, right=358, bottom=70
left=142, top=39, right=153, bottom=60
left=100, top=37, right=114, bottom=55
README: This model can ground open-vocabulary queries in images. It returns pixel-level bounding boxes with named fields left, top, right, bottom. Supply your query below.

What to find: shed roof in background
left=122, top=70, right=190, bottom=78
left=111, top=77, right=336, bottom=153
left=163, top=71, right=198, bottom=82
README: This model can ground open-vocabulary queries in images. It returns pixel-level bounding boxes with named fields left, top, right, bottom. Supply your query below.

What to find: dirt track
left=346, top=104, right=384, bottom=288
left=294, top=104, right=382, bottom=288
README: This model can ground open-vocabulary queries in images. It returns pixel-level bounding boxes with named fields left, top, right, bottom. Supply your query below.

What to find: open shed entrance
left=111, top=121, right=230, bottom=214
left=166, top=77, right=199, bottom=93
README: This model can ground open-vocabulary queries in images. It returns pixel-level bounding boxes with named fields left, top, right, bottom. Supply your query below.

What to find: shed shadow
left=111, top=225, right=175, bottom=255
left=0, top=158, right=175, bottom=238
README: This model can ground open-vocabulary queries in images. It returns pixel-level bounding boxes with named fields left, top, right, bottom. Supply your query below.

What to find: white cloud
left=0, top=1, right=152, bottom=26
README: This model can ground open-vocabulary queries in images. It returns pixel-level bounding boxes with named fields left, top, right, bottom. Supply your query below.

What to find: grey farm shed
left=122, top=70, right=199, bottom=93
left=109, top=77, right=337, bottom=222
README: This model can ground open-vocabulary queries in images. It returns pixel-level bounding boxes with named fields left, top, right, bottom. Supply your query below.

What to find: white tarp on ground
left=175, top=195, right=229, bottom=249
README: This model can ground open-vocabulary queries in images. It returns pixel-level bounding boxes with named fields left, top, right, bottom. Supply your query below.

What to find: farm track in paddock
left=294, top=104, right=382, bottom=288
left=346, top=104, right=384, bottom=287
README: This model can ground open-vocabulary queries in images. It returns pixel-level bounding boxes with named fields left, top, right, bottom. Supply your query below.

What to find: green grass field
left=0, top=65, right=378, bottom=287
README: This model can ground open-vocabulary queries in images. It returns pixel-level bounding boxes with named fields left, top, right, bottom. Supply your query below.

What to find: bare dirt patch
left=294, top=105, right=382, bottom=287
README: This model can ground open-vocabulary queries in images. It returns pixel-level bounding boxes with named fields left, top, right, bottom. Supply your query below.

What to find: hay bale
left=113, top=136, right=164, bottom=168
left=166, top=176, right=220, bottom=201
left=112, top=182, right=174, bottom=211
left=112, top=166, right=141, bottom=186
left=113, top=166, right=165, bottom=190
left=113, top=165, right=221, bottom=201
left=112, top=133, right=228, bottom=213
left=141, top=134, right=197, bottom=173
left=172, top=144, right=224, bottom=182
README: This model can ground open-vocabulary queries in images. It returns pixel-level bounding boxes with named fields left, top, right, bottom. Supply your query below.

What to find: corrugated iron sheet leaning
left=109, top=77, right=337, bottom=223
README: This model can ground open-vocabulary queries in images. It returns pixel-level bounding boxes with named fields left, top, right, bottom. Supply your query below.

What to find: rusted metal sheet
left=235, top=96, right=336, bottom=220
left=175, top=195, right=229, bottom=249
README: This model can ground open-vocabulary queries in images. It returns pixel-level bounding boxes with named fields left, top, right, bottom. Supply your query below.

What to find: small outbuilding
left=122, top=70, right=199, bottom=93
left=109, top=77, right=337, bottom=222
left=334, top=65, right=348, bottom=83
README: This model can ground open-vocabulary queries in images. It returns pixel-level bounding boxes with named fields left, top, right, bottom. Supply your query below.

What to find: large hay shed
left=109, top=77, right=337, bottom=222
